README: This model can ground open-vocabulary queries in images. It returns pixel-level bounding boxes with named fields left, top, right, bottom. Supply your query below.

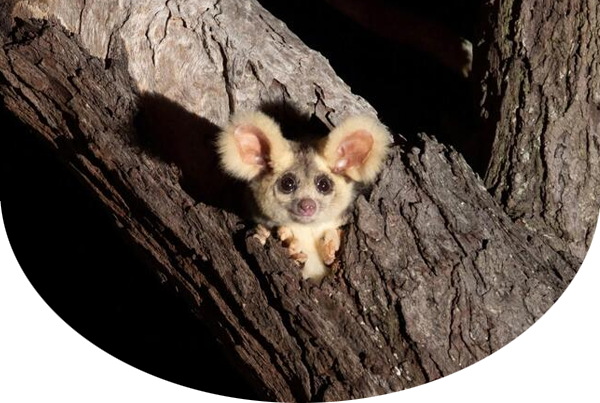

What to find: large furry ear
left=218, top=111, right=294, bottom=181
left=321, top=116, right=391, bottom=182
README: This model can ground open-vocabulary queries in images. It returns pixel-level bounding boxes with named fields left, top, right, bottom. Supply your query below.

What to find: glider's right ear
left=218, top=111, right=294, bottom=180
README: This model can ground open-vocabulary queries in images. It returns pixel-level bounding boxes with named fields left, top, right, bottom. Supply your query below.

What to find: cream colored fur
left=321, top=115, right=391, bottom=183
left=217, top=111, right=295, bottom=180
left=217, top=112, right=391, bottom=281
left=284, top=220, right=344, bottom=280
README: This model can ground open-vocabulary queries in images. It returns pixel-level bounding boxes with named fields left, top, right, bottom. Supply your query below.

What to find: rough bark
left=0, top=0, right=591, bottom=401
left=476, top=0, right=600, bottom=259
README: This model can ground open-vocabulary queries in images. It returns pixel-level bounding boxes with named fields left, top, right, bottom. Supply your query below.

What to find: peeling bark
left=0, top=0, right=593, bottom=401
left=476, top=0, right=600, bottom=259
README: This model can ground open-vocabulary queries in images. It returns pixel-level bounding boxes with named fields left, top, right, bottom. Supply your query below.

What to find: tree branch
left=476, top=0, right=600, bottom=259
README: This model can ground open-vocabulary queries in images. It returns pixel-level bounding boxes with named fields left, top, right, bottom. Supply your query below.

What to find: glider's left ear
left=321, top=116, right=391, bottom=183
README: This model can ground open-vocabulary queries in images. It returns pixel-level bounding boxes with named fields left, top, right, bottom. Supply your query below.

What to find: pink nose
left=298, top=198, right=317, bottom=216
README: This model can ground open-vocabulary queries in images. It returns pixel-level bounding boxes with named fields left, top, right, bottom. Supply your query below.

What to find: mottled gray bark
left=0, top=0, right=592, bottom=401
left=476, top=0, right=600, bottom=259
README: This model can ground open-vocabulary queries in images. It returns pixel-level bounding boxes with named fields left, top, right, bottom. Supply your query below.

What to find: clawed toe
left=320, top=228, right=341, bottom=265
left=291, top=252, right=308, bottom=265
left=277, top=226, right=293, bottom=242
left=252, top=224, right=271, bottom=245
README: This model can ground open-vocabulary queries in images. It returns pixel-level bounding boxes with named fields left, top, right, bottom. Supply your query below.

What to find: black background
left=1, top=0, right=476, bottom=399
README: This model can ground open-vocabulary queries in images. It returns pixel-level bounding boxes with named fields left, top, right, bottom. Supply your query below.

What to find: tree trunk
left=0, top=0, right=594, bottom=401
left=476, top=0, right=600, bottom=260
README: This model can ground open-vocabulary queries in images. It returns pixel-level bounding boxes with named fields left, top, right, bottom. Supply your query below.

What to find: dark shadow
left=0, top=105, right=257, bottom=399
left=135, top=92, right=245, bottom=215
left=259, top=100, right=330, bottom=142
left=258, top=0, right=491, bottom=174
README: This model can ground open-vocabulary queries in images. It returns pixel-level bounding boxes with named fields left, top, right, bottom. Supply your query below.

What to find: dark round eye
left=278, top=173, right=298, bottom=194
left=315, top=175, right=333, bottom=194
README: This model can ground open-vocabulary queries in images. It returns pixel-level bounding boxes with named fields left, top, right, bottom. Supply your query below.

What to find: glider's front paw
left=252, top=224, right=271, bottom=245
left=277, top=227, right=307, bottom=265
left=320, top=228, right=341, bottom=265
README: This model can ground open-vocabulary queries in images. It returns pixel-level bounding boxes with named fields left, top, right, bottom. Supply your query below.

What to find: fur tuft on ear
left=217, top=111, right=294, bottom=181
left=321, top=115, right=391, bottom=183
